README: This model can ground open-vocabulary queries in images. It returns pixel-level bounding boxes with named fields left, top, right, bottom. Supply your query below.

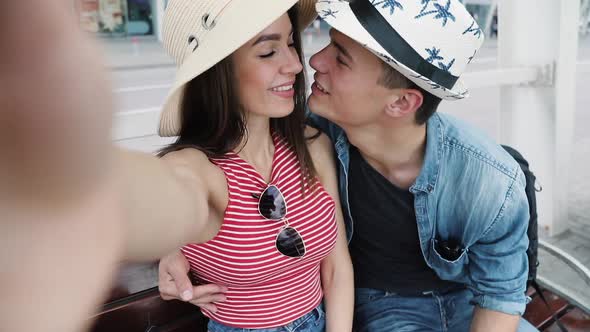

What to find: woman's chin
left=266, top=104, right=296, bottom=119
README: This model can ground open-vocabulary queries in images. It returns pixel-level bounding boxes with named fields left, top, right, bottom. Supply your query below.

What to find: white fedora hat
left=159, top=0, right=318, bottom=137
left=316, top=0, right=484, bottom=100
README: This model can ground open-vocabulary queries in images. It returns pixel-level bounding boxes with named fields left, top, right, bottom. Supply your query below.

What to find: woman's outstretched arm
left=1, top=1, right=218, bottom=260
left=0, top=2, right=216, bottom=331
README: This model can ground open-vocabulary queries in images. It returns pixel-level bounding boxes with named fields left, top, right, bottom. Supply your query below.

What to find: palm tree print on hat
left=415, top=0, right=456, bottom=27
left=375, top=51, right=399, bottom=65
left=468, top=49, right=477, bottom=64
left=320, top=8, right=339, bottom=19
left=317, top=0, right=340, bottom=6
left=424, top=47, right=455, bottom=72
left=418, top=0, right=437, bottom=15
left=411, top=73, right=465, bottom=98
left=463, top=21, right=483, bottom=38
left=428, top=81, right=443, bottom=90
left=438, top=58, right=455, bottom=72
left=409, top=73, right=442, bottom=89
left=447, top=90, right=468, bottom=99
left=425, top=47, right=444, bottom=63
left=371, top=0, right=404, bottom=15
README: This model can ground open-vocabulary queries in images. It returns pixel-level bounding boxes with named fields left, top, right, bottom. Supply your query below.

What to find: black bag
left=502, top=146, right=568, bottom=332
left=501, top=145, right=539, bottom=288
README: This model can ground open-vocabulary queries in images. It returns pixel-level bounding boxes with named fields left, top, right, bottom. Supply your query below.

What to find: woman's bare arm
left=306, top=127, right=355, bottom=332
left=115, top=148, right=221, bottom=261
left=1, top=0, right=218, bottom=260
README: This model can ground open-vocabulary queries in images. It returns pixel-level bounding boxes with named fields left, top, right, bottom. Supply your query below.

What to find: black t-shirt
left=348, top=145, right=458, bottom=293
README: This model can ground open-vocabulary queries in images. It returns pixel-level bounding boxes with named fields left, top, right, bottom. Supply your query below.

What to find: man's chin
left=307, top=97, right=328, bottom=117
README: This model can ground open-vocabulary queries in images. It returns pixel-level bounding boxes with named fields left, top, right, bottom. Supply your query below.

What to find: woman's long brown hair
left=159, top=6, right=318, bottom=189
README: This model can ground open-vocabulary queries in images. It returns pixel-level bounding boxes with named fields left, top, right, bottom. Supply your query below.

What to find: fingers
left=188, top=293, right=227, bottom=307
left=191, top=283, right=228, bottom=299
left=159, top=250, right=189, bottom=300
left=157, top=250, right=228, bottom=308
left=157, top=255, right=229, bottom=313
left=159, top=282, right=228, bottom=313
left=188, top=285, right=228, bottom=313
left=173, top=271, right=194, bottom=302
left=158, top=281, right=181, bottom=301
left=158, top=250, right=192, bottom=300
left=196, top=303, right=219, bottom=313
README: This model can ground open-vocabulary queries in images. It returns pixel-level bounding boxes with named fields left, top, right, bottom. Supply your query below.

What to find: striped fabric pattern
left=181, top=132, right=338, bottom=329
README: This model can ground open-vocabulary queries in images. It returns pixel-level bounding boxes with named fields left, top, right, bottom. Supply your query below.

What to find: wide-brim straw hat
left=159, top=0, right=318, bottom=137
left=316, top=0, right=484, bottom=101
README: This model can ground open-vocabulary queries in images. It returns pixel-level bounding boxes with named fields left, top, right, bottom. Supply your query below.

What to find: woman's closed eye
left=259, top=42, right=296, bottom=58
left=260, top=50, right=276, bottom=58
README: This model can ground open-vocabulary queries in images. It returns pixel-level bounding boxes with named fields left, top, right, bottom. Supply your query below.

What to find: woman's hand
left=158, top=250, right=228, bottom=312
left=1, top=1, right=115, bottom=209
left=0, top=3, right=119, bottom=332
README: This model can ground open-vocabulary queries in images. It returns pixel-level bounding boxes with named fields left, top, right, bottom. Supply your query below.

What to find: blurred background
left=72, top=0, right=590, bottom=330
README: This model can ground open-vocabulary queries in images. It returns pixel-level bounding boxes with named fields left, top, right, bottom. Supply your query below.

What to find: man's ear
left=385, top=89, right=423, bottom=118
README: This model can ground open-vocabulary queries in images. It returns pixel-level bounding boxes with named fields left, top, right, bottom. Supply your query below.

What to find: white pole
left=581, top=0, right=590, bottom=35
left=554, top=0, right=580, bottom=232
left=484, top=0, right=498, bottom=38
left=497, top=0, right=579, bottom=236
left=154, top=0, right=166, bottom=42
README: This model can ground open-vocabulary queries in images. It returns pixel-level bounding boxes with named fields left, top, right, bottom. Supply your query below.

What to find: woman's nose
left=281, top=49, right=303, bottom=75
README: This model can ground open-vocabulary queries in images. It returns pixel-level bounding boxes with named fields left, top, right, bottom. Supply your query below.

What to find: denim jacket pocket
left=429, top=237, right=469, bottom=279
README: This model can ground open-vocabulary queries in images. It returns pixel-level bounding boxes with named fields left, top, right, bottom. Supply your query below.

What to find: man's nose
left=309, top=47, right=328, bottom=73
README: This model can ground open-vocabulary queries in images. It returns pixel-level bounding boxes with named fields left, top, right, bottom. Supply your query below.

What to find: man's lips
left=311, top=81, right=329, bottom=96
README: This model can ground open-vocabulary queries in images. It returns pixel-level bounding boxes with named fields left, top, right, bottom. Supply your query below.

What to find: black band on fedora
left=349, top=0, right=459, bottom=90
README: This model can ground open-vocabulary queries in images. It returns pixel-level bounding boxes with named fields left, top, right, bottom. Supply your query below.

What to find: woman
left=154, top=0, right=353, bottom=331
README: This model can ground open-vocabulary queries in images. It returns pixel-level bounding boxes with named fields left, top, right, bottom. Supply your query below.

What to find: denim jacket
left=308, top=112, right=530, bottom=316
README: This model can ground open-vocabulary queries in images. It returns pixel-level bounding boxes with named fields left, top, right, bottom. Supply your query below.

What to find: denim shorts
left=207, top=303, right=325, bottom=332
left=353, top=288, right=537, bottom=332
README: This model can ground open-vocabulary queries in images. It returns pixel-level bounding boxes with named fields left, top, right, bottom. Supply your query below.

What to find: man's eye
left=337, top=57, right=346, bottom=65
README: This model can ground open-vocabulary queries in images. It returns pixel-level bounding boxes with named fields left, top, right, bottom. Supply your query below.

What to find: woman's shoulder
left=160, top=147, right=224, bottom=186
left=161, top=147, right=228, bottom=211
left=161, top=147, right=210, bottom=168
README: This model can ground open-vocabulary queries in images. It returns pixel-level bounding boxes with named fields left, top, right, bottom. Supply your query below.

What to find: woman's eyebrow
left=252, top=29, right=293, bottom=46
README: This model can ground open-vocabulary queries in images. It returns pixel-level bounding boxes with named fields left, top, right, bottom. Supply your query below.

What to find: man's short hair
left=377, top=62, right=442, bottom=125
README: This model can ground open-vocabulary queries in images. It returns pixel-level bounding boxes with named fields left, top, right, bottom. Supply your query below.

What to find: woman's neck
left=237, top=114, right=275, bottom=182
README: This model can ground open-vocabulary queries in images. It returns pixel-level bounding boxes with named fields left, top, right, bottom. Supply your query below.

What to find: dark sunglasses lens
left=276, top=227, right=305, bottom=258
left=259, top=186, right=286, bottom=220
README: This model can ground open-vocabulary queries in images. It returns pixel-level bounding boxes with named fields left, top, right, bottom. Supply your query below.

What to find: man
left=158, top=0, right=537, bottom=331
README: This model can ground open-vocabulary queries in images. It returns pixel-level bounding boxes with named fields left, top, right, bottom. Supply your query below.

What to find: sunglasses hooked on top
left=251, top=185, right=306, bottom=258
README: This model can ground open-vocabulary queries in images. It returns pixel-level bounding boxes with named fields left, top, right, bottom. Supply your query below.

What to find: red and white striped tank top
left=181, top=132, right=338, bottom=329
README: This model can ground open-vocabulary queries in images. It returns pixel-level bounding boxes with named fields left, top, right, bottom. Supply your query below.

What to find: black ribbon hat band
left=349, top=0, right=459, bottom=90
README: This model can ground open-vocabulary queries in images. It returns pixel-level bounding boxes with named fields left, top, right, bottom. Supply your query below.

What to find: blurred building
left=74, top=0, right=167, bottom=39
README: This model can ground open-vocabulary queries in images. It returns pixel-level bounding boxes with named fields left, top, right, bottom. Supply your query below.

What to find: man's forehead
left=330, top=29, right=351, bottom=43
left=330, top=29, right=369, bottom=53
left=329, top=28, right=383, bottom=66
